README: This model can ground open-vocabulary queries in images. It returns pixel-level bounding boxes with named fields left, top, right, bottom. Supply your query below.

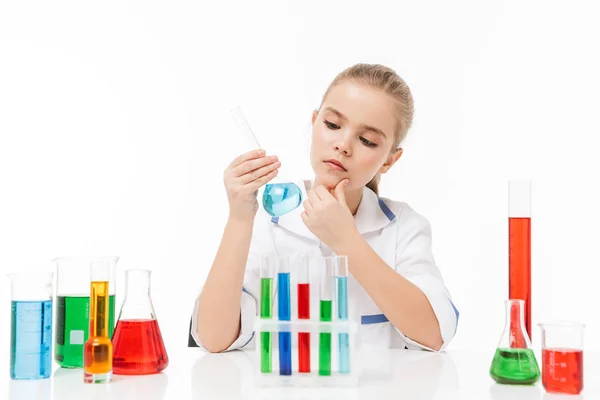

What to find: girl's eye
left=324, top=120, right=340, bottom=130
left=360, top=137, right=377, bottom=147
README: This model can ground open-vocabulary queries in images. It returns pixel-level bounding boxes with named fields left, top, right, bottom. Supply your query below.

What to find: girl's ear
left=380, top=148, right=403, bottom=174
left=311, top=109, right=319, bottom=125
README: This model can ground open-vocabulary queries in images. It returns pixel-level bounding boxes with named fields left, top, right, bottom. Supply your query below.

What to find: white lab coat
left=190, top=180, right=459, bottom=352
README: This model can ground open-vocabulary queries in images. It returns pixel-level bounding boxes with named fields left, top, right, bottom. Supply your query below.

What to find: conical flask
left=489, top=299, right=540, bottom=384
left=112, top=269, right=168, bottom=375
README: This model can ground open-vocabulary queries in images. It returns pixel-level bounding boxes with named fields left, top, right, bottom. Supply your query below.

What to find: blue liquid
left=10, top=300, right=53, bottom=380
left=336, top=276, right=350, bottom=373
left=263, top=183, right=303, bottom=217
left=278, top=332, right=292, bottom=375
left=277, top=272, right=291, bottom=375
left=336, top=276, right=348, bottom=320
left=338, top=333, right=350, bottom=374
left=277, top=273, right=291, bottom=321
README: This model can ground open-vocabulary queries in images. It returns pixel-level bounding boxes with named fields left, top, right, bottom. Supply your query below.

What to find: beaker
left=489, top=299, right=540, bottom=385
left=112, top=269, right=168, bottom=375
left=231, top=106, right=303, bottom=217
left=8, top=272, right=53, bottom=380
left=538, top=321, right=584, bottom=395
left=53, top=257, right=117, bottom=368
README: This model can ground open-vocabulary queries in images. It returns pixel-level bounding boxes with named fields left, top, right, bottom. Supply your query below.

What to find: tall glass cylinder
left=319, top=257, right=335, bottom=376
left=334, top=256, right=350, bottom=374
left=508, top=180, right=532, bottom=340
left=295, top=254, right=311, bottom=373
left=259, top=255, right=275, bottom=374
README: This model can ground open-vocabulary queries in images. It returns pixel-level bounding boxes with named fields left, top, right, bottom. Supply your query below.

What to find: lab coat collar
left=270, top=179, right=396, bottom=241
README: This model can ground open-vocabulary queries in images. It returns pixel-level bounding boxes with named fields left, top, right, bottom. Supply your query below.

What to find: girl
left=190, top=63, right=458, bottom=353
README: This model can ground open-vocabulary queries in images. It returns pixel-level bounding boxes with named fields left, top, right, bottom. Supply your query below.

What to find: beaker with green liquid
left=53, top=257, right=118, bottom=368
left=489, top=299, right=540, bottom=384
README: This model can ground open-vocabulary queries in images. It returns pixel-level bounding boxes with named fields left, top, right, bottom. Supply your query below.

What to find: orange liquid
left=509, top=217, right=531, bottom=340
left=84, top=281, right=112, bottom=376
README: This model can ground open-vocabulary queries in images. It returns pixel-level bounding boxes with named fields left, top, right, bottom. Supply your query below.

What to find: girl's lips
left=324, top=159, right=347, bottom=171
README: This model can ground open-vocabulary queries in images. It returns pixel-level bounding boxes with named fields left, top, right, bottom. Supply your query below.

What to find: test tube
left=8, top=272, right=53, bottom=380
left=319, top=257, right=334, bottom=376
left=508, top=180, right=532, bottom=341
left=259, top=256, right=275, bottom=373
left=335, top=256, right=350, bottom=374
left=277, top=256, right=292, bottom=376
left=296, top=254, right=311, bottom=373
left=83, top=262, right=113, bottom=383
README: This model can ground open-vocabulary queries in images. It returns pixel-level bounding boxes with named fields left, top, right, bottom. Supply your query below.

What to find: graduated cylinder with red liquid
left=112, top=269, right=168, bottom=375
left=508, top=180, right=532, bottom=341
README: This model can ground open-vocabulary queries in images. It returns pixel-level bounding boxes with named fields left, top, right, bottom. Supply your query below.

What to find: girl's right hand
left=223, top=149, right=280, bottom=221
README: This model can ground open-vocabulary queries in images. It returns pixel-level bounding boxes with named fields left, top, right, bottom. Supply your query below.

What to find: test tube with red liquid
left=296, top=254, right=310, bottom=373
left=509, top=180, right=532, bottom=343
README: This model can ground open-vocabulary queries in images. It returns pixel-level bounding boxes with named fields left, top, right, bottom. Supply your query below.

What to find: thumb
left=334, top=179, right=349, bottom=206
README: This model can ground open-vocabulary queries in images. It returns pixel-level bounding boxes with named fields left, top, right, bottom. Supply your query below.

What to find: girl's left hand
left=301, top=179, right=359, bottom=252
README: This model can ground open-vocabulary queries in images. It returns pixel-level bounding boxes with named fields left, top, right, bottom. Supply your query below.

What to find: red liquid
left=112, top=319, right=168, bottom=375
left=297, top=283, right=310, bottom=372
left=509, top=301, right=525, bottom=349
left=542, top=348, right=583, bottom=394
left=509, top=217, right=531, bottom=340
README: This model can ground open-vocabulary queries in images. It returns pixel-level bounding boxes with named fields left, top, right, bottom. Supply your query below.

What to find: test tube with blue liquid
left=231, top=106, right=303, bottom=217
left=319, top=258, right=334, bottom=376
left=8, top=272, right=54, bottom=380
left=335, top=256, right=350, bottom=374
left=276, top=256, right=292, bottom=375
left=259, top=256, right=275, bottom=373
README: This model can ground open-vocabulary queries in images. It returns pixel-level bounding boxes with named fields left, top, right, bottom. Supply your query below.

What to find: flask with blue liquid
left=231, top=107, right=303, bottom=217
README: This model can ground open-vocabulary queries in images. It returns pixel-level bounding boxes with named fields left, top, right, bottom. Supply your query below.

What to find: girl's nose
left=334, top=135, right=352, bottom=156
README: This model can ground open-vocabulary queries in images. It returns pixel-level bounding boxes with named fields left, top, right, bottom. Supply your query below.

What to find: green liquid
left=319, top=300, right=332, bottom=376
left=489, top=348, right=540, bottom=384
left=260, top=332, right=272, bottom=373
left=259, top=278, right=273, bottom=373
left=54, top=295, right=115, bottom=368
left=260, top=278, right=272, bottom=318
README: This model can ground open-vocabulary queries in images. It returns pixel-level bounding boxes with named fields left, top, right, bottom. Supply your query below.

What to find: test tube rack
left=253, top=318, right=358, bottom=387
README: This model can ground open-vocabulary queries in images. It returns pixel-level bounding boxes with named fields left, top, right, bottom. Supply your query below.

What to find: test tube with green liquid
left=319, top=257, right=334, bottom=376
left=260, top=256, right=275, bottom=373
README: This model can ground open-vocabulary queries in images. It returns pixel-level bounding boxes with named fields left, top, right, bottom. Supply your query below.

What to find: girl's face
left=310, top=81, right=402, bottom=191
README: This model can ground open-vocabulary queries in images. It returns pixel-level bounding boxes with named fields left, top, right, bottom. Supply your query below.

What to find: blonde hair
left=320, top=63, right=414, bottom=195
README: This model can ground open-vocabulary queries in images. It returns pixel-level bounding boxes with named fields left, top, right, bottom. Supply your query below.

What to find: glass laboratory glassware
left=489, top=299, right=540, bottom=385
left=296, top=254, right=311, bottom=373
left=335, top=256, right=350, bottom=374
left=112, top=269, right=168, bottom=375
left=8, top=272, right=53, bottom=380
left=231, top=106, right=303, bottom=217
left=259, top=255, right=275, bottom=373
left=83, top=261, right=113, bottom=383
left=508, top=180, right=532, bottom=340
left=538, top=321, right=584, bottom=395
left=276, top=256, right=292, bottom=376
left=319, top=257, right=334, bottom=376
left=53, top=256, right=118, bottom=368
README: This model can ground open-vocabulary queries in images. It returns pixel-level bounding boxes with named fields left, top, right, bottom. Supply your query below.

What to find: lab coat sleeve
left=189, top=251, right=263, bottom=352
left=393, top=211, right=459, bottom=352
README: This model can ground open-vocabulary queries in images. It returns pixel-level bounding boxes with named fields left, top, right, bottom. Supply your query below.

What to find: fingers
left=246, top=169, right=279, bottom=192
left=307, top=189, right=320, bottom=206
left=228, top=149, right=265, bottom=170
left=237, top=159, right=281, bottom=184
left=231, top=155, right=279, bottom=179
left=314, top=185, right=333, bottom=201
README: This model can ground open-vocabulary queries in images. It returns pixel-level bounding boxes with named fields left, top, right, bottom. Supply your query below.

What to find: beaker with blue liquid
left=231, top=107, right=303, bottom=217
left=8, top=271, right=54, bottom=380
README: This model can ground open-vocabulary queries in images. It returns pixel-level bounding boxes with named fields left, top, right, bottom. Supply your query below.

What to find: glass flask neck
left=117, top=269, right=156, bottom=321
left=501, top=299, right=532, bottom=349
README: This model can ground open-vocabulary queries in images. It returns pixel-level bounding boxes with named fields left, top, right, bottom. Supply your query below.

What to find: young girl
left=190, top=63, right=458, bottom=353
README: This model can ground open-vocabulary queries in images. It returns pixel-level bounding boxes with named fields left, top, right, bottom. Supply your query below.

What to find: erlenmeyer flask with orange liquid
left=112, top=269, right=168, bottom=375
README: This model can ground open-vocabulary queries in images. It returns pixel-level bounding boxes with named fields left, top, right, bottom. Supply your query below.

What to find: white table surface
left=4, top=348, right=598, bottom=400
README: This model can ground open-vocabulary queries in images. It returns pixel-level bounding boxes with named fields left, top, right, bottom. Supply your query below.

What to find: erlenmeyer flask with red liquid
left=112, top=269, right=168, bottom=375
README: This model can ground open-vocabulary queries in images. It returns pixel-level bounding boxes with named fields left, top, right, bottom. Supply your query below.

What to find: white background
left=1, top=0, right=600, bottom=380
